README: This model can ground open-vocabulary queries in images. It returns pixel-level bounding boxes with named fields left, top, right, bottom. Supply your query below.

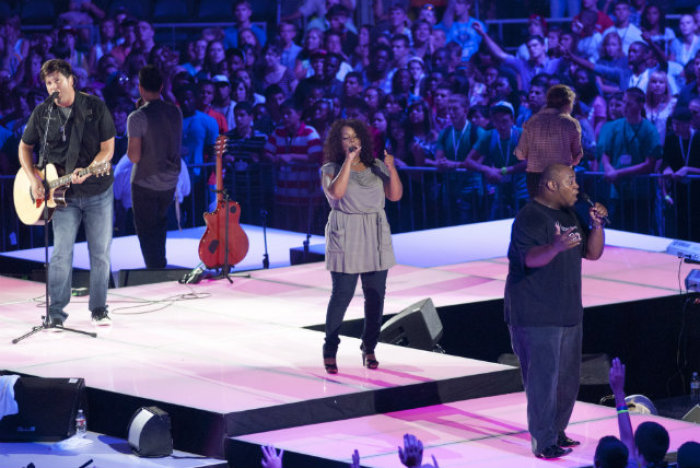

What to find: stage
left=0, top=221, right=698, bottom=467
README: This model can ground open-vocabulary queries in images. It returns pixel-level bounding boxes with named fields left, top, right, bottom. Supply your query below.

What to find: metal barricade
left=0, top=169, right=698, bottom=251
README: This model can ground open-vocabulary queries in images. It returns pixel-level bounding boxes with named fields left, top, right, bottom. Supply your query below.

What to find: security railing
left=1, top=167, right=698, bottom=252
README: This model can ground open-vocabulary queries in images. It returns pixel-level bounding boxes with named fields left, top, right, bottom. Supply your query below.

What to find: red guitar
left=198, top=136, right=249, bottom=270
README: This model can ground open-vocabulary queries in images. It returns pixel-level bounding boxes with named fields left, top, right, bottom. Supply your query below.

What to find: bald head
left=537, top=164, right=579, bottom=208
left=540, top=164, right=573, bottom=189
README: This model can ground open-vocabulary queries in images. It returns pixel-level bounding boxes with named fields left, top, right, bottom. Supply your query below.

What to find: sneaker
left=557, top=433, right=581, bottom=447
left=535, top=445, right=572, bottom=459
left=91, top=308, right=112, bottom=327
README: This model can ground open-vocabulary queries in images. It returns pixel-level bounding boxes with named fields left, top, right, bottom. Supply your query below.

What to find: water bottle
left=691, top=372, right=700, bottom=403
left=75, top=409, right=87, bottom=437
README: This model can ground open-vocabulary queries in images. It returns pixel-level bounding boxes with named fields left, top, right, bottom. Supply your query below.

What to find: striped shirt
left=514, top=108, right=583, bottom=173
left=264, top=123, right=323, bottom=205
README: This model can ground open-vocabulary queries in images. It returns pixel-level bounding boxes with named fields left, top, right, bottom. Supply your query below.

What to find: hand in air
left=261, top=445, right=283, bottom=468
left=398, top=433, right=423, bottom=468
left=350, top=449, right=360, bottom=468
left=609, top=357, right=625, bottom=395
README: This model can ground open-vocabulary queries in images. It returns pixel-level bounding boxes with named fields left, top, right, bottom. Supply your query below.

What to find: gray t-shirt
left=321, top=160, right=396, bottom=273
left=127, top=99, right=182, bottom=190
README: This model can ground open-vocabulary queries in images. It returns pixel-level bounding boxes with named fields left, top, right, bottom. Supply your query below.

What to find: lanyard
left=451, top=121, right=469, bottom=158
left=623, top=120, right=643, bottom=155
left=496, top=128, right=513, bottom=167
left=679, top=136, right=693, bottom=167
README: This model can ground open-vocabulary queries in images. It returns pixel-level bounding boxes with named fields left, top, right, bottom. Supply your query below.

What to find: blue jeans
left=49, top=187, right=113, bottom=321
left=508, top=323, right=582, bottom=454
left=323, top=270, right=388, bottom=357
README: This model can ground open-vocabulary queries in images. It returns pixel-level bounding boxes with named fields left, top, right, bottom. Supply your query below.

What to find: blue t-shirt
left=222, top=24, right=267, bottom=50
left=182, top=111, right=218, bottom=176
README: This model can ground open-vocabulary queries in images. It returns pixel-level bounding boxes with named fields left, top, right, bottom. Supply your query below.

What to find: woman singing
left=321, top=119, right=403, bottom=374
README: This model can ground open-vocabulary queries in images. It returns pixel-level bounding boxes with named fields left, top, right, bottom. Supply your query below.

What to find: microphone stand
left=261, top=209, right=270, bottom=269
left=13, top=96, right=97, bottom=344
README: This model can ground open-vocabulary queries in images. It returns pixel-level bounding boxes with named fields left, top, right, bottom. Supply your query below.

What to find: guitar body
left=13, top=164, right=61, bottom=225
left=197, top=136, right=250, bottom=270
left=13, top=162, right=111, bottom=226
left=198, top=200, right=249, bottom=269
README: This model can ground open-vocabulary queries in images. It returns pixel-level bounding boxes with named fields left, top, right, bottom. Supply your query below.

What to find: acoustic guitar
left=198, top=135, right=249, bottom=270
left=13, top=161, right=111, bottom=225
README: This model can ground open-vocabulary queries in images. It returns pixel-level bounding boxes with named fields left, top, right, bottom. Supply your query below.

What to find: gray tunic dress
left=322, top=160, right=397, bottom=273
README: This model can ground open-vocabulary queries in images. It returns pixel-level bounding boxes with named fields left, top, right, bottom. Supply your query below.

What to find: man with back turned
left=514, top=85, right=583, bottom=198
left=504, top=164, right=607, bottom=459
left=127, top=65, right=182, bottom=268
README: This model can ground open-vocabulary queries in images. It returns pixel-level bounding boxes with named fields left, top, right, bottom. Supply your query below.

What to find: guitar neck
left=47, top=166, right=99, bottom=190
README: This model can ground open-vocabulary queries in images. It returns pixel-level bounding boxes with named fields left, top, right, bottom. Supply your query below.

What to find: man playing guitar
left=18, top=59, right=115, bottom=328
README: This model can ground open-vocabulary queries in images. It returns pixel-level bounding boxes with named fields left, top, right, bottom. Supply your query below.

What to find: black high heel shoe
left=324, top=357, right=338, bottom=374
left=362, top=352, right=379, bottom=370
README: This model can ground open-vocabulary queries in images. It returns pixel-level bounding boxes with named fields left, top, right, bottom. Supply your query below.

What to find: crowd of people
left=1, top=0, right=700, bottom=239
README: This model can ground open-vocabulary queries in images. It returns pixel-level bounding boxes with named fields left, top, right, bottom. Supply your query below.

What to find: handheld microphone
left=580, top=193, right=610, bottom=226
left=348, top=146, right=357, bottom=153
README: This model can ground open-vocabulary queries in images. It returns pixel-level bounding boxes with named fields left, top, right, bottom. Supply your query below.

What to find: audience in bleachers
left=0, top=0, right=699, bottom=240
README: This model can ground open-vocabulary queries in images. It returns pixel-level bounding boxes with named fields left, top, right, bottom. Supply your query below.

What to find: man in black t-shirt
left=19, top=59, right=116, bottom=327
left=504, top=164, right=607, bottom=459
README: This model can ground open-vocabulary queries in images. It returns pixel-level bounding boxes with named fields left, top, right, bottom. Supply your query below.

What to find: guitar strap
left=64, top=93, right=88, bottom=173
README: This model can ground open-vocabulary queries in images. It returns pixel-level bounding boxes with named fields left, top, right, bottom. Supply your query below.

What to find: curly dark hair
left=323, top=119, right=374, bottom=165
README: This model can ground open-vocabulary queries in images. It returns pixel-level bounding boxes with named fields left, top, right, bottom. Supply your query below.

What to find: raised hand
left=350, top=449, right=360, bottom=468
left=609, top=357, right=625, bottom=396
left=398, top=433, right=423, bottom=468
left=261, top=445, right=283, bottom=468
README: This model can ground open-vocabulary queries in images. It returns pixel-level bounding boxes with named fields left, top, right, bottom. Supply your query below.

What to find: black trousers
left=323, top=270, right=388, bottom=357
left=132, top=184, right=175, bottom=269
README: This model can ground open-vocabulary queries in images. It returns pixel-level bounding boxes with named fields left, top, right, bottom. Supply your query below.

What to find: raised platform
left=229, top=393, right=699, bottom=468
left=0, top=221, right=697, bottom=467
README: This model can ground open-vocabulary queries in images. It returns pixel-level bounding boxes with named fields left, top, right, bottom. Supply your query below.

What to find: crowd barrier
left=1, top=164, right=697, bottom=253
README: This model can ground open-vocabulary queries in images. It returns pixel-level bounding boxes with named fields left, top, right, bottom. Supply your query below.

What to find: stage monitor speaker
left=128, top=406, right=173, bottom=457
left=682, top=404, right=700, bottom=423
left=0, top=375, right=85, bottom=442
left=118, top=268, right=192, bottom=287
left=379, top=298, right=443, bottom=351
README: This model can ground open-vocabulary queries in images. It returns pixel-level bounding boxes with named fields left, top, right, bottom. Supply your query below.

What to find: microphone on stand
left=45, top=91, right=59, bottom=104
left=580, top=193, right=611, bottom=226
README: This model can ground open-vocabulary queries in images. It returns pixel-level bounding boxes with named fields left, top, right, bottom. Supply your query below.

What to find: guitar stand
left=210, top=188, right=235, bottom=283
left=13, top=169, right=97, bottom=344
